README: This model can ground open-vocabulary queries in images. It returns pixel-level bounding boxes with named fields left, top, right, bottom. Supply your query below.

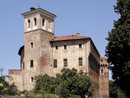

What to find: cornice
left=21, top=8, right=56, bottom=19
left=24, top=28, right=54, bottom=35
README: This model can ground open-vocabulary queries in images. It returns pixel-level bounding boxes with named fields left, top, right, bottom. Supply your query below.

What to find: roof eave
left=21, top=8, right=56, bottom=18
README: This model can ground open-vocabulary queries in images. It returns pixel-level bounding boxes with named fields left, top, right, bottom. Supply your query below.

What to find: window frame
left=64, top=59, right=68, bottom=67
left=79, top=43, right=82, bottom=48
left=64, top=45, right=67, bottom=50
left=54, top=59, right=57, bottom=68
left=30, top=77, right=34, bottom=83
left=31, top=42, right=33, bottom=48
left=55, top=46, right=58, bottom=50
left=42, top=18, right=45, bottom=26
left=30, top=60, right=34, bottom=67
left=28, top=19, right=31, bottom=28
left=101, top=69, right=104, bottom=75
left=79, top=58, right=83, bottom=66
left=34, top=18, right=37, bottom=26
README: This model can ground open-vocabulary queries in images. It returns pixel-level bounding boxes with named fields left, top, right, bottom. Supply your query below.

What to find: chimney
left=30, top=7, right=35, bottom=11
left=76, top=33, right=80, bottom=36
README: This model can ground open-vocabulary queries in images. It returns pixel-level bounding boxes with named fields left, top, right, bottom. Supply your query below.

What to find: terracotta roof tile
left=100, top=57, right=107, bottom=60
left=51, top=35, right=89, bottom=41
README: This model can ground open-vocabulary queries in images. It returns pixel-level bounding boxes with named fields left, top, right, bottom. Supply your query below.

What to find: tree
left=0, top=76, right=17, bottom=95
left=33, top=74, right=57, bottom=94
left=109, top=80, right=125, bottom=98
left=106, top=0, right=130, bottom=97
left=55, top=68, right=94, bottom=98
left=33, top=68, right=94, bottom=98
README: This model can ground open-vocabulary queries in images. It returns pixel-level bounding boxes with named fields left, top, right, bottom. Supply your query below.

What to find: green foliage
left=109, top=80, right=126, bottom=98
left=33, top=74, right=57, bottom=94
left=0, top=76, right=17, bottom=95
left=106, top=0, right=130, bottom=97
left=33, top=68, right=94, bottom=98
left=28, top=92, right=59, bottom=98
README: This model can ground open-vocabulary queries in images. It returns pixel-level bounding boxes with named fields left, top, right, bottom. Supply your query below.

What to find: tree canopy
left=0, top=76, right=17, bottom=95
left=109, top=80, right=125, bottom=98
left=106, top=0, right=130, bottom=97
left=33, top=68, right=94, bottom=98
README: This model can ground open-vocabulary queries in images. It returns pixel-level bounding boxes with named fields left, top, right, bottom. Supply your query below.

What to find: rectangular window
left=30, top=60, right=33, bottom=67
left=64, top=59, right=68, bottom=67
left=79, top=58, right=83, bottom=66
left=31, top=42, right=33, bottom=48
left=31, top=77, right=33, bottom=83
left=55, top=46, right=58, bottom=50
left=34, top=18, right=37, bottom=26
left=54, top=59, right=57, bottom=68
left=42, top=18, right=45, bottom=26
left=28, top=19, right=31, bottom=28
left=64, top=45, right=67, bottom=49
left=79, top=43, right=82, bottom=48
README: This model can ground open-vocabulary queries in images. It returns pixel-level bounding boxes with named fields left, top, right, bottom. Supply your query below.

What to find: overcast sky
left=0, top=0, right=119, bottom=80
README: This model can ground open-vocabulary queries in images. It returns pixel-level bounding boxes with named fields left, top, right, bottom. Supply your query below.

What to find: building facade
left=9, top=7, right=109, bottom=98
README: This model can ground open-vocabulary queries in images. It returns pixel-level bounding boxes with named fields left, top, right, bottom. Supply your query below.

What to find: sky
left=0, top=0, right=119, bottom=80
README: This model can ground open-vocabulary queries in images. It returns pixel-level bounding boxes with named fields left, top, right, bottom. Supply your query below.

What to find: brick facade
left=9, top=8, right=109, bottom=97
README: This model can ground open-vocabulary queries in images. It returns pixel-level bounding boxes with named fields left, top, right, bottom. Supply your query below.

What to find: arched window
left=34, top=18, right=37, bottom=26
left=42, top=18, right=45, bottom=26
left=28, top=19, right=31, bottom=28
left=101, top=69, right=104, bottom=75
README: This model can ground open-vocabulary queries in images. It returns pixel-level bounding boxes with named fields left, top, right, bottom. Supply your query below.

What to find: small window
left=64, top=45, right=67, bottom=50
left=34, top=18, right=37, bottom=26
left=42, top=18, right=45, bottom=26
left=28, top=19, right=31, bottom=28
left=79, top=43, right=82, bottom=48
left=31, top=77, right=33, bottom=83
left=101, top=60, right=103, bottom=62
left=64, top=59, right=67, bottom=67
left=54, top=59, right=57, bottom=68
left=23, top=62, right=24, bottom=69
left=31, top=42, right=33, bottom=48
left=101, top=69, right=104, bottom=75
left=79, top=58, right=83, bottom=66
left=55, top=46, right=58, bottom=50
left=30, top=60, right=33, bottom=67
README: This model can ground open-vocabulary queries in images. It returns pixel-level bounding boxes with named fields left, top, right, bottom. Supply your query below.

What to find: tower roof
left=21, top=7, right=56, bottom=19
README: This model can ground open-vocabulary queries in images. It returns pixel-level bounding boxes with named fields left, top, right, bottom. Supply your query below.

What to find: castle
left=9, top=7, right=109, bottom=98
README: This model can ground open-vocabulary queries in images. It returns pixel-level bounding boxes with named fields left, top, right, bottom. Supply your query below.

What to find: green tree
left=106, top=0, right=130, bottom=97
left=33, top=74, right=57, bottom=94
left=55, top=68, right=94, bottom=98
left=0, top=76, right=17, bottom=95
left=109, top=80, right=125, bottom=98
left=33, top=68, right=94, bottom=98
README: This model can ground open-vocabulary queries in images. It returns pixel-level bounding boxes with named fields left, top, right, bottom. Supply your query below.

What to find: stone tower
left=21, top=7, right=56, bottom=91
left=99, top=57, right=109, bottom=98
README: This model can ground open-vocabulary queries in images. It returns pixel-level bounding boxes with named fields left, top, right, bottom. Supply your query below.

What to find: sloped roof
left=100, top=57, right=107, bottom=60
left=51, top=35, right=90, bottom=41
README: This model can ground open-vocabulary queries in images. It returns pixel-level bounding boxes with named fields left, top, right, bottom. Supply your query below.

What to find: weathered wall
left=23, top=29, right=53, bottom=91
left=88, top=40, right=100, bottom=98
left=99, top=58, right=109, bottom=98
left=9, top=70, right=23, bottom=91
left=52, top=39, right=89, bottom=76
